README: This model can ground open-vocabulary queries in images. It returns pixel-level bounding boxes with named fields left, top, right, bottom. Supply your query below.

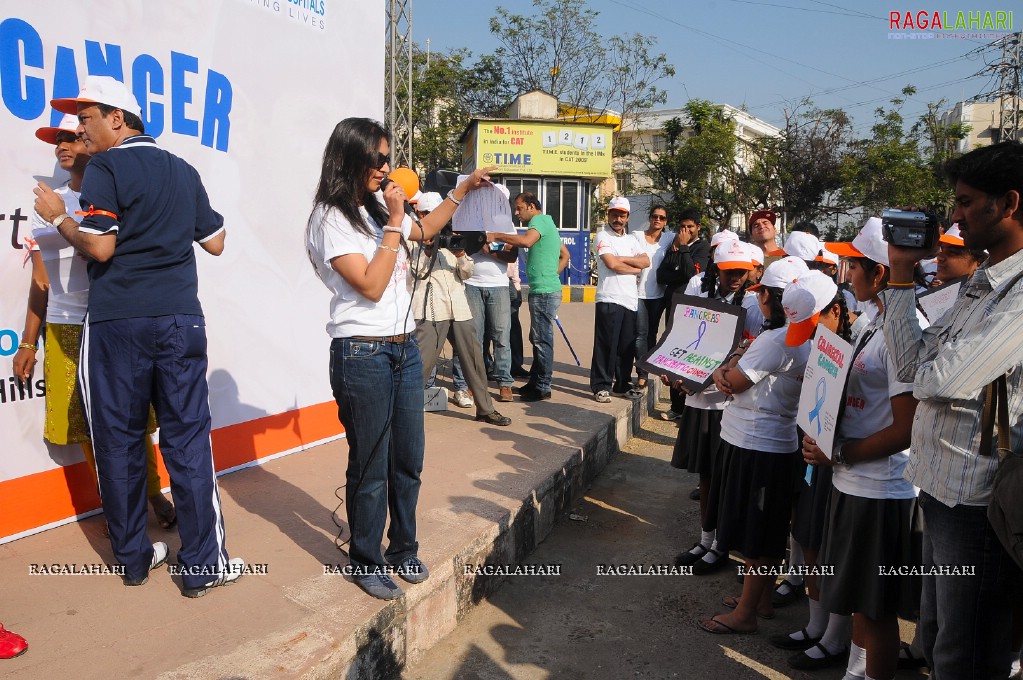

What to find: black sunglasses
left=374, top=151, right=390, bottom=169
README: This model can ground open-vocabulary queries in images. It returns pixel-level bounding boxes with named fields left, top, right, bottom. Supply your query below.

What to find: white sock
left=698, top=538, right=723, bottom=563
left=787, top=534, right=805, bottom=584
left=807, top=613, right=851, bottom=657
left=843, top=642, right=866, bottom=680
left=701, top=530, right=714, bottom=549
left=864, top=675, right=878, bottom=680
left=803, top=597, right=829, bottom=639
left=1012, top=655, right=1022, bottom=676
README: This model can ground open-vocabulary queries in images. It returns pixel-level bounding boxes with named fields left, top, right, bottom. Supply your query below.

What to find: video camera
left=433, top=229, right=488, bottom=256
left=881, top=209, right=939, bottom=249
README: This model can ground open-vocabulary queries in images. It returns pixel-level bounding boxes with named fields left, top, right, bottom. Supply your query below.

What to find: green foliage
left=774, top=102, right=853, bottom=224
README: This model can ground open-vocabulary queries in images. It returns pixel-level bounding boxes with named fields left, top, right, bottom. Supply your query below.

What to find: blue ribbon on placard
left=808, top=377, right=826, bottom=435
left=685, top=320, right=707, bottom=351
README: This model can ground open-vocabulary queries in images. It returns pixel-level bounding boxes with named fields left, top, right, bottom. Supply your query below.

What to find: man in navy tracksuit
left=33, top=75, right=243, bottom=597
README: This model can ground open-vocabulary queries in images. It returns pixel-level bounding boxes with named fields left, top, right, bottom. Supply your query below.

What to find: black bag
left=982, top=375, right=1023, bottom=571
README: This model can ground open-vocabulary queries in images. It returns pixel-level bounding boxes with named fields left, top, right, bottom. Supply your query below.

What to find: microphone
left=381, top=167, right=421, bottom=217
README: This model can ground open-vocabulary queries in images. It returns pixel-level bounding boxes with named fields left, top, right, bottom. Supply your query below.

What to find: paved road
left=404, top=405, right=924, bottom=680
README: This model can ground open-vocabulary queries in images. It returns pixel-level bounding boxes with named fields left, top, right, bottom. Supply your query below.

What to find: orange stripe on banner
left=0, top=401, right=342, bottom=541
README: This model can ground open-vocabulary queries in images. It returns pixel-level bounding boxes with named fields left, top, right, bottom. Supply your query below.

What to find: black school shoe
left=475, top=410, right=512, bottom=426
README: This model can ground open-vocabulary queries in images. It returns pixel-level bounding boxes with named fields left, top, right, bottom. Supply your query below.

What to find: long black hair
left=311, top=118, right=390, bottom=238
left=761, top=286, right=787, bottom=330
left=827, top=291, right=854, bottom=342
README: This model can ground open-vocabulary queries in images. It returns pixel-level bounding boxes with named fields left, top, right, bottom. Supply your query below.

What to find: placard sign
left=917, top=277, right=963, bottom=323
left=796, top=326, right=854, bottom=458
left=639, top=295, right=745, bottom=392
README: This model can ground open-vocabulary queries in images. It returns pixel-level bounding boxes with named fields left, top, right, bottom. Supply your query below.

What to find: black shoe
left=689, top=487, right=701, bottom=501
left=896, top=642, right=928, bottom=670
left=787, top=643, right=848, bottom=670
left=511, top=367, right=531, bottom=379
left=520, top=388, right=551, bottom=402
left=772, top=580, right=805, bottom=607
left=769, top=628, right=822, bottom=651
left=475, top=410, right=512, bottom=426
left=691, top=549, right=729, bottom=575
left=513, top=383, right=538, bottom=395
left=674, top=544, right=709, bottom=567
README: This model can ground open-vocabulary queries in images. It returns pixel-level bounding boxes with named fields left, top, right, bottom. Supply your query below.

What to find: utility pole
left=994, top=32, right=1022, bottom=143
left=385, top=0, right=413, bottom=168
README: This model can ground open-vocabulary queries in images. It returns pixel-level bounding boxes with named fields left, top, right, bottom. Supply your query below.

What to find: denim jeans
left=329, top=336, right=425, bottom=571
left=917, top=492, right=1019, bottom=679
left=634, top=296, right=666, bottom=381
left=463, top=284, right=512, bottom=387
left=526, top=292, right=561, bottom=393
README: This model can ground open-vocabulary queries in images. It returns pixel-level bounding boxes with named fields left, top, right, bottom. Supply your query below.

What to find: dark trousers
left=80, top=314, right=229, bottom=588
left=635, top=296, right=666, bottom=380
left=589, top=302, right=637, bottom=394
left=509, top=280, right=524, bottom=371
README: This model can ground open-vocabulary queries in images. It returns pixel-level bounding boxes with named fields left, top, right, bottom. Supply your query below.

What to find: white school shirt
left=463, top=249, right=508, bottom=288
left=307, top=197, right=414, bottom=338
left=720, top=327, right=810, bottom=453
left=30, top=185, right=90, bottom=324
left=595, top=226, right=644, bottom=312
left=833, top=315, right=919, bottom=500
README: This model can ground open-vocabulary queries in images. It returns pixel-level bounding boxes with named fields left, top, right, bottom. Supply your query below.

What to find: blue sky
left=412, top=0, right=1016, bottom=135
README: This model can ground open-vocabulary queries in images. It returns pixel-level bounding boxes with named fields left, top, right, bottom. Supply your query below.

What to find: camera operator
left=882, top=141, right=1023, bottom=678
left=410, top=193, right=511, bottom=427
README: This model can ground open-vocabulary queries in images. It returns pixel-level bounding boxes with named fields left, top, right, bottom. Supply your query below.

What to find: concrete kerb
left=338, top=390, right=647, bottom=677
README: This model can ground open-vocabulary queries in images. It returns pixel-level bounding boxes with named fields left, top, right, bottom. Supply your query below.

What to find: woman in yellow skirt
left=12, top=113, right=175, bottom=530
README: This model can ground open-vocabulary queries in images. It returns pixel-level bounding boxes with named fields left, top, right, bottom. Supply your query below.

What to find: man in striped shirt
left=883, top=141, right=1023, bottom=679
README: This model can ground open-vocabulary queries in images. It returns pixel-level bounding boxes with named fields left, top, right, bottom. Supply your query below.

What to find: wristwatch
left=50, top=213, right=70, bottom=228
left=833, top=444, right=847, bottom=466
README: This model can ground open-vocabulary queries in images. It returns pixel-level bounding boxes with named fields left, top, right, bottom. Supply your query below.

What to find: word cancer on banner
left=638, top=294, right=746, bottom=393
left=796, top=326, right=854, bottom=459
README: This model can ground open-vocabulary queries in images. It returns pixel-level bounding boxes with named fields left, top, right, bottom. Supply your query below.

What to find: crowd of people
left=7, top=78, right=1023, bottom=680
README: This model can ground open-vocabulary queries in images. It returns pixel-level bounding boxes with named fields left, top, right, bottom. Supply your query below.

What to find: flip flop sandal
left=697, top=616, right=757, bottom=635
left=721, top=595, right=775, bottom=620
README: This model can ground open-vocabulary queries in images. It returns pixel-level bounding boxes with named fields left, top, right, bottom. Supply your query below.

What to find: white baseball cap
left=814, top=246, right=839, bottom=266
left=748, top=256, right=809, bottom=291
left=35, top=113, right=80, bottom=145
left=782, top=270, right=839, bottom=346
left=747, top=243, right=765, bottom=266
left=51, top=75, right=143, bottom=118
left=416, top=192, right=443, bottom=213
left=939, top=224, right=965, bottom=247
left=608, top=196, right=631, bottom=213
left=714, top=239, right=755, bottom=271
left=827, top=217, right=890, bottom=266
left=710, top=229, right=739, bottom=249
left=784, top=230, right=823, bottom=262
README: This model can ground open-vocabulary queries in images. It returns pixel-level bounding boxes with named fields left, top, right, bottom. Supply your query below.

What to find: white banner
left=0, top=1, right=382, bottom=539
left=796, top=326, right=854, bottom=459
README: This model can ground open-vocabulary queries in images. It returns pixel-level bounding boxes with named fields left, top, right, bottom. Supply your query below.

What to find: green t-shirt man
left=525, top=213, right=562, bottom=294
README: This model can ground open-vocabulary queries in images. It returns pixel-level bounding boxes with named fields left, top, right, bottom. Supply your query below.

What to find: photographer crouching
left=882, top=141, right=1023, bottom=678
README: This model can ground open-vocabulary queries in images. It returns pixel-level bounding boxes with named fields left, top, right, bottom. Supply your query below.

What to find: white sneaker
left=594, top=390, right=612, bottom=403
left=182, top=557, right=245, bottom=598
left=453, top=389, right=473, bottom=408
left=123, top=541, right=169, bottom=586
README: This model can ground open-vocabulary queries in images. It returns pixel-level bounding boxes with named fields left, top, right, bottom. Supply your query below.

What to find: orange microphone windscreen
left=388, top=167, right=421, bottom=198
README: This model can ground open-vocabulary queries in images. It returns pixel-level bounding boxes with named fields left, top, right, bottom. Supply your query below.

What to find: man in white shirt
left=589, top=197, right=649, bottom=402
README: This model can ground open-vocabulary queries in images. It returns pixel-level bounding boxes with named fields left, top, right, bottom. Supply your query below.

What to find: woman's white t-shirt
left=307, top=197, right=414, bottom=338
left=635, top=230, right=672, bottom=300
left=720, top=327, right=810, bottom=453
left=833, top=315, right=918, bottom=500
left=30, top=185, right=90, bottom=324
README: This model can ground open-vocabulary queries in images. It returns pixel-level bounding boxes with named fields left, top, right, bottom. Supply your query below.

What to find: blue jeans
left=527, top=292, right=561, bottom=392
left=917, top=492, right=1019, bottom=679
left=463, top=284, right=512, bottom=387
left=329, top=337, right=425, bottom=571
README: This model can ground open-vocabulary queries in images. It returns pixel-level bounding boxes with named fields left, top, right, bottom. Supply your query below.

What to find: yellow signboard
left=472, top=120, right=614, bottom=178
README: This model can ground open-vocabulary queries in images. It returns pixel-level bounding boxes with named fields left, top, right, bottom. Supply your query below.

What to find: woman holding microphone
left=306, top=117, right=494, bottom=600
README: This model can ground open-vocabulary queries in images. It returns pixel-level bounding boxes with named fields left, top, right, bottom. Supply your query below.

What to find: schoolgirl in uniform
left=697, top=263, right=834, bottom=635
left=803, top=219, right=922, bottom=680
left=671, top=240, right=757, bottom=575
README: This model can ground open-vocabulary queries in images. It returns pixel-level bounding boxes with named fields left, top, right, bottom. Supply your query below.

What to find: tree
left=774, top=102, right=854, bottom=224
left=840, top=86, right=932, bottom=215
left=488, top=0, right=675, bottom=129
left=913, top=99, right=971, bottom=217
left=636, top=101, right=738, bottom=226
